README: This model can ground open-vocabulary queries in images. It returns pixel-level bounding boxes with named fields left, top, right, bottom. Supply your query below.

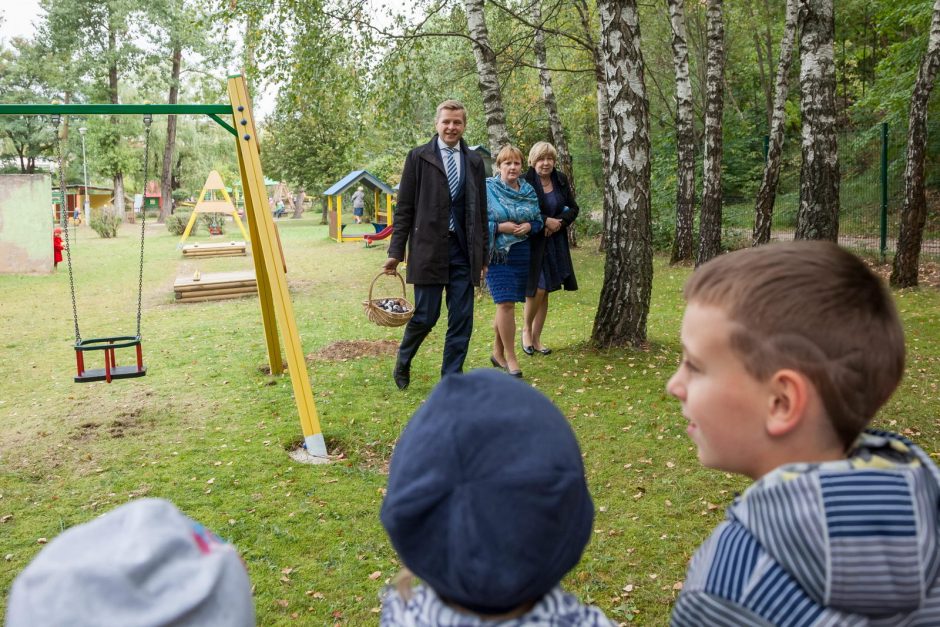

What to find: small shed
left=323, top=170, right=395, bottom=243
left=468, top=145, right=494, bottom=174
left=53, top=184, right=113, bottom=224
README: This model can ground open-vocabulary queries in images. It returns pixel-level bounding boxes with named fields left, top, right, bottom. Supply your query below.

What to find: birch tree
left=531, top=0, right=577, bottom=246
left=891, top=0, right=940, bottom=287
left=696, top=0, right=725, bottom=266
left=464, top=0, right=510, bottom=155
left=667, top=0, right=695, bottom=264
left=794, top=0, right=840, bottom=241
left=753, top=0, right=799, bottom=245
left=591, top=0, right=653, bottom=348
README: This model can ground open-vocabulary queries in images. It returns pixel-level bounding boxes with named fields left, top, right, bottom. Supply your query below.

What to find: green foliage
left=164, top=213, right=189, bottom=235
left=89, top=212, right=122, bottom=238
left=201, top=212, right=226, bottom=234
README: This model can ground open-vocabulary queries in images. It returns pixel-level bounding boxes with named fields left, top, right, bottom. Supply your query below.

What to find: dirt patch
left=307, top=339, right=398, bottom=362
left=70, top=409, right=151, bottom=441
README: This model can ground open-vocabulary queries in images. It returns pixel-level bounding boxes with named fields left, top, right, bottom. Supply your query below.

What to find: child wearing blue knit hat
left=379, top=369, right=613, bottom=626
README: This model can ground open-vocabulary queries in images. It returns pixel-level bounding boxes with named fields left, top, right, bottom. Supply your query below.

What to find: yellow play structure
left=178, top=170, right=250, bottom=255
left=324, top=170, right=395, bottom=243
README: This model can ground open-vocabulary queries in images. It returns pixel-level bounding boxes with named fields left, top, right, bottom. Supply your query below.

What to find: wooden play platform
left=174, top=270, right=257, bottom=303
left=180, top=241, right=248, bottom=258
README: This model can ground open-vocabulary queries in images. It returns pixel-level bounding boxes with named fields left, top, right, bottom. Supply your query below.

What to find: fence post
left=880, top=122, right=888, bottom=263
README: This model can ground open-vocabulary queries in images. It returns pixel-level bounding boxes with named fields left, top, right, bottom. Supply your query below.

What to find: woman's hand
left=498, top=221, right=518, bottom=234
left=512, top=222, right=531, bottom=237
left=544, top=217, right=563, bottom=236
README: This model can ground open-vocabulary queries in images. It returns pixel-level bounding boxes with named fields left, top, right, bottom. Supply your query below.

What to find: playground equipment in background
left=143, top=180, right=162, bottom=211
left=323, top=170, right=395, bottom=243
left=0, top=75, right=328, bottom=458
left=174, top=270, right=257, bottom=303
left=363, top=223, right=394, bottom=247
left=178, top=170, right=250, bottom=255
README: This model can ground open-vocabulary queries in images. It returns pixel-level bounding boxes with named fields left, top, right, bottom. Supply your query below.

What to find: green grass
left=2, top=217, right=939, bottom=625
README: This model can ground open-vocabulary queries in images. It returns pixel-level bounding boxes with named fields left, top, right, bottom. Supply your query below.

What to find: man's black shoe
left=393, top=362, right=410, bottom=390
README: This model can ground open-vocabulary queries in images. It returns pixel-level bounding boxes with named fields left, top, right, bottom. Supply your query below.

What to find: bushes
left=89, top=213, right=122, bottom=238
left=165, top=213, right=190, bottom=236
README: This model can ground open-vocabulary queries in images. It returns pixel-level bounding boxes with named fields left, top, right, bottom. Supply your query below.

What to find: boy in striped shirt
left=668, top=241, right=940, bottom=626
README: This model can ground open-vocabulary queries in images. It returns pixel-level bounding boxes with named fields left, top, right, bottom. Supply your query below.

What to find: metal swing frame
left=0, top=75, right=328, bottom=457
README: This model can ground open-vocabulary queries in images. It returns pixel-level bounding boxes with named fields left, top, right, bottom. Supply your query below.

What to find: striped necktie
left=444, top=147, right=459, bottom=231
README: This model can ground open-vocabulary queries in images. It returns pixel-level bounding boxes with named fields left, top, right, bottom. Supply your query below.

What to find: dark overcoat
left=388, top=136, right=488, bottom=286
left=523, top=168, right=580, bottom=296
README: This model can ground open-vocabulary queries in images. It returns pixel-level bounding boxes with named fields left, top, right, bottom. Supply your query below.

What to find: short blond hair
left=495, top=144, right=523, bottom=167
left=528, top=141, right=558, bottom=166
left=435, top=100, right=466, bottom=122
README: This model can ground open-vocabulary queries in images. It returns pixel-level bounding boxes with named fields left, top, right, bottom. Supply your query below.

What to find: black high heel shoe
left=490, top=355, right=506, bottom=370
left=507, top=369, right=524, bottom=378
left=521, top=336, right=535, bottom=356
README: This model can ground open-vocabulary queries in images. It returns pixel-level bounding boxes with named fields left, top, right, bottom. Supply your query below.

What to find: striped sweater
left=672, top=430, right=940, bottom=626
left=381, top=585, right=614, bottom=626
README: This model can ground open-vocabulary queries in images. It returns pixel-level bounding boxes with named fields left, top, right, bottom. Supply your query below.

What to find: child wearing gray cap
left=379, top=369, right=613, bottom=626
left=6, top=498, right=255, bottom=627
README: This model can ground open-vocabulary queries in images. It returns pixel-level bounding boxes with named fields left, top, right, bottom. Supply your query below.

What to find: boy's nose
left=666, top=371, right=684, bottom=399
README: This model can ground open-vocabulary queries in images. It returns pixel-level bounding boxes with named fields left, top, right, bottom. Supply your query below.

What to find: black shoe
left=489, top=355, right=506, bottom=370
left=521, top=342, right=535, bottom=356
left=507, top=369, right=523, bottom=378
left=536, top=347, right=552, bottom=355
left=393, top=362, right=410, bottom=390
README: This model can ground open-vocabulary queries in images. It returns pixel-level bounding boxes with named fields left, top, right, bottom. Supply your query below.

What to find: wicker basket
left=363, top=271, right=414, bottom=327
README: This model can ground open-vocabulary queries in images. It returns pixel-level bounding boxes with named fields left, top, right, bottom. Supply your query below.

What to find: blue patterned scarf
left=485, top=176, right=541, bottom=263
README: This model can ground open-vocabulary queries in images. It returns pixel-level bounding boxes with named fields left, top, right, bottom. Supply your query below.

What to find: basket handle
left=369, top=271, right=407, bottom=302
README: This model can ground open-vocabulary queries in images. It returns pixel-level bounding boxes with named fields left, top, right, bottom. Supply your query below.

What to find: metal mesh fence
left=726, top=122, right=940, bottom=261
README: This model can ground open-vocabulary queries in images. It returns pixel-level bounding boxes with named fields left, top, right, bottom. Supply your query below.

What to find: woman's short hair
left=528, top=141, right=558, bottom=166
left=495, top=144, right=523, bottom=167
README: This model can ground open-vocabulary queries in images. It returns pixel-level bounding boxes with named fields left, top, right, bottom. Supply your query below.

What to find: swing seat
left=74, top=336, right=147, bottom=383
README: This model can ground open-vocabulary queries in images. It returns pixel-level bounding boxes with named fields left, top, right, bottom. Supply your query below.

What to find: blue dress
left=538, top=188, right=575, bottom=292
left=487, top=238, right=531, bottom=304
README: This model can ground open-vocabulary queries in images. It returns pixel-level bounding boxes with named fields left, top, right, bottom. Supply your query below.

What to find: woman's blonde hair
left=528, top=141, right=558, bottom=166
left=495, top=144, right=523, bottom=167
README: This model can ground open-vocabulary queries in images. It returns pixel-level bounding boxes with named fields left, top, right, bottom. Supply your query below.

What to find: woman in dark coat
left=521, top=142, right=579, bottom=356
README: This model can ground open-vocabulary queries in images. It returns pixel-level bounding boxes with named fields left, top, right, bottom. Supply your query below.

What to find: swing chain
left=136, top=114, right=152, bottom=339
left=53, top=114, right=82, bottom=344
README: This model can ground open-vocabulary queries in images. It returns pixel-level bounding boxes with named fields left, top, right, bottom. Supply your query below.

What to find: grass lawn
left=1, top=216, right=939, bottom=625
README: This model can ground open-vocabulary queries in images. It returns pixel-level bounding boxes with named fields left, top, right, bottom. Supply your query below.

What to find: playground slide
left=363, top=224, right=394, bottom=245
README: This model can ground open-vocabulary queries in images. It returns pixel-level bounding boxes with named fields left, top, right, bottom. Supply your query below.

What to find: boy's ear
left=765, top=369, right=811, bottom=438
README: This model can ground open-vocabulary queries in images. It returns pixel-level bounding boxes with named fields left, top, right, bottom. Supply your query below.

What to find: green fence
left=724, top=122, right=940, bottom=262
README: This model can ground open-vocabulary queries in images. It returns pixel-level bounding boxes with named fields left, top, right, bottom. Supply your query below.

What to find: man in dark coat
left=383, top=100, right=488, bottom=389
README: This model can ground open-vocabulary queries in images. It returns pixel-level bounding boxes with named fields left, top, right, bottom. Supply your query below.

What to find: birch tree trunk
left=464, top=0, right=510, bottom=155
left=574, top=0, right=613, bottom=251
left=591, top=0, right=653, bottom=348
left=794, top=0, right=839, bottom=241
left=667, top=0, right=695, bottom=264
left=891, top=0, right=940, bottom=287
left=753, top=0, right=799, bottom=245
left=531, top=0, right=577, bottom=247
left=696, top=0, right=725, bottom=266
left=159, top=42, right=182, bottom=224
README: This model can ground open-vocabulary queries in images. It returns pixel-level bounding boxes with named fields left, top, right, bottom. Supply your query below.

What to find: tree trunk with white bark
left=795, top=0, right=840, bottom=241
left=591, top=0, right=653, bottom=348
left=464, top=0, right=510, bottom=155
left=753, top=0, right=799, bottom=245
left=667, top=0, right=696, bottom=264
left=891, top=0, right=940, bottom=287
left=697, top=0, right=725, bottom=266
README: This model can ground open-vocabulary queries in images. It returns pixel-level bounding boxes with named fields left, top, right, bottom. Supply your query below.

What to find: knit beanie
left=380, top=369, right=594, bottom=614
left=6, top=498, right=255, bottom=627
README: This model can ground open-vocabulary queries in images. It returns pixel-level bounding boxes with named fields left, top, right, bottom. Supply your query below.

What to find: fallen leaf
left=276, top=599, right=289, bottom=608
left=673, top=581, right=684, bottom=591
left=368, top=570, right=382, bottom=580
left=37, top=538, right=48, bottom=544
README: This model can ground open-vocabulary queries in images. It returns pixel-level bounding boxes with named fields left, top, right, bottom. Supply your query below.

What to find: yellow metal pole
left=336, top=195, right=344, bottom=242
left=387, top=194, right=393, bottom=226
left=227, top=74, right=326, bottom=459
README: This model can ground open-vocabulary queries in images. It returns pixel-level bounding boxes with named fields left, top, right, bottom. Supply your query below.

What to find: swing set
left=0, top=75, right=327, bottom=458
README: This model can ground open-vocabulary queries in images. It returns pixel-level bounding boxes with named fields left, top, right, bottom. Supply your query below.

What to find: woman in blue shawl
left=485, top=145, right=543, bottom=378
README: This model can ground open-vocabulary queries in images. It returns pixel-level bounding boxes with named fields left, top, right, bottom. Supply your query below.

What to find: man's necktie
left=445, top=147, right=459, bottom=231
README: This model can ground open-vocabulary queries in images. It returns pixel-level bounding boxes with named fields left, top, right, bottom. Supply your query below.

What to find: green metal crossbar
left=0, top=104, right=237, bottom=136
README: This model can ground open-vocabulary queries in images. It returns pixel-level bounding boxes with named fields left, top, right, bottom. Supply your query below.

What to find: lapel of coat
left=418, top=136, right=447, bottom=176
